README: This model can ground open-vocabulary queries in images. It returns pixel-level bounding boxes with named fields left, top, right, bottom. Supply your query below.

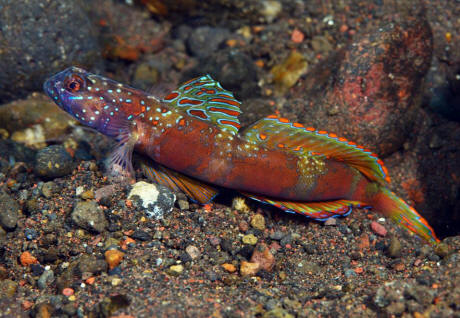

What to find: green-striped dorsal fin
left=162, top=75, right=242, bottom=135
left=241, top=115, right=390, bottom=185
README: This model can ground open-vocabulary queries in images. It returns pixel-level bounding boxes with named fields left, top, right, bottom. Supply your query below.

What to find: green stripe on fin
left=162, top=75, right=242, bottom=135
left=242, top=192, right=364, bottom=221
left=140, top=160, right=219, bottom=204
left=241, top=115, right=390, bottom=185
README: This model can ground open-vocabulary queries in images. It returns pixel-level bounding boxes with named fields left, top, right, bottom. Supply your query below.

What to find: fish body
left=44, top=67, right=439, bottom=244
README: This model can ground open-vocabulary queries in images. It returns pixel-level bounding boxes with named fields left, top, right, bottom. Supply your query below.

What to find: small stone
left=111, top=277, right=122, bottom=286
left=104, top=250, right=124, bottom=270
left=71, top=201, right=108, bottom=233
left=77, top=254, right=108, bottom=275
left=167, top=264, right=184, bottom=276
left=0, top=192, right=20, bottom=231
left=20, top=251, right=38, bottom=266
left=187, top=26, right=230, bottom=58
left=0, top=279, right=18, bottom=298
left=221, top=263, right=237, bottom=273
left=269, top=231, right=285, bottom=241
left=80, top=190, right=95, bottom=200
left=434, top=242, right=450, bottom=258
left=25, top=228, right=39, bottom=240
left=177, top=199, right=189, bottom=211
left=250, top=214, right=266, bottom=230
left=35, top=145, right=73, bottom=178
left=250, top=243, right=275, bottom=272
left=311, top=35, right=333, bottom=53
left=131, top=230, right=152, bottom=241
left=370, top=221, right=387, bottom=237
left=37, top=269, right=54, bottom=290
left=262, top=307, right=294, bottom=318
left=387, top=237, right=402, bottom=258
left=242, top=234, right=258, bottom=245
left=41, top=181, right=57, bottom=198
left=238, top=220, right=249, bottom=232
left=324, top=218, right=337, bottom=226
left=62, top=288, right=74, bottom=297
left=240, top=261, right=259, bottom=276
left=128, top=181, right=175, bottom=219
left=393, top=263, right=405, bottom=272
left=386, top=302, right=405, bottom=316
left=185, top=245, right=201, bottom=260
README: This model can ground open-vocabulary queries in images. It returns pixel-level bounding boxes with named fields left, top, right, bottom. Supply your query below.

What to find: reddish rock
left=293, top=13, right=433, bottom=156
left=371, top=221, right=388, bottom=237
left=250, top=243, right=275, bottom=272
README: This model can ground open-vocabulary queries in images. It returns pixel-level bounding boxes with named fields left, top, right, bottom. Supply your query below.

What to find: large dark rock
left=0, top=0, right=100, bottom=103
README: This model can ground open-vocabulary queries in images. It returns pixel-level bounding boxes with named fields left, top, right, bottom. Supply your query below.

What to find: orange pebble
left=221, top=263, right=237, bottom=273
left=62, top=288, right=74, bottom=296
left=85, top=277, right=96, bottom=285
left=20, top=251, right=38, bottom=266
left=104, top=249, right=124, bottom=270
left=291, top=28, right=304, bottom=43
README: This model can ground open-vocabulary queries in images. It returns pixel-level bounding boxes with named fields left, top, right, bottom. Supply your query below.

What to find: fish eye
left=64, top=75, right=85, bottom=92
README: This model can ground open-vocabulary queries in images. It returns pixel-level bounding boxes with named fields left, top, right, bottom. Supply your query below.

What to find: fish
left=43, top=66, right=440, bottom=245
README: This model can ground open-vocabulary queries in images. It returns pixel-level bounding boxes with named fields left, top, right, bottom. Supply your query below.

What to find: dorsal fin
left=241, top=115, right=390, bottom=184
left=162, top=75, right=242, bottom=135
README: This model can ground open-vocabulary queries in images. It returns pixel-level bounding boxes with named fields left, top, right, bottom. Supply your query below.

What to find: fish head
left=44, top=66, right=142, bottom=137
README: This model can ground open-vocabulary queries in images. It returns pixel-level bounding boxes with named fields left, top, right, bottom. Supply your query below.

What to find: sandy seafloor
left=0, top=0, right=459, bottom=317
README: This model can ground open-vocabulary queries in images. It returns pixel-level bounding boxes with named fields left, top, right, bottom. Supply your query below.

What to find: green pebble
left=242, top=234, right=258, bottom=245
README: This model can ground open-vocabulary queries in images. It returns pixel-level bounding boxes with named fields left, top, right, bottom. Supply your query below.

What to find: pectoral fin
left=140, top=160, right=219, bottom=204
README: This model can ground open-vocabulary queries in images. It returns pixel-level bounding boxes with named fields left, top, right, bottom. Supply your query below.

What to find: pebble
left=185, top=245, right=201, bottom=260
left=37, top=269, right=54, bottom=290
left=62, top=288, right=74, bottom=297
left=41, top=181, right=58, bottom=198
left=105, top=250, right=124, bottom=270
left=262, top=307, right=293, bottom=318
left=242, top=234, right=258, bottom=245
left=111, top=277, right=122, bottom=286
left=71, top=201, right=108, bottom=233
left=0, top=279, right=18, bottom=298
left=128, top=181, right=176, bottom=219
left=269, top=231, right=285, bottom=241
left=434, top=242, right=450, bottom=258
left=387, top=237, right=402, bottom=258
left=167, top=264, right=184, bottom=276
left=131, top=229, right=152, bottom=241
left=221, top=263, right=237, bottom=273
left=80, top=190, right=95, bottom=200
left=24, top=228, right=39, bottom=240
left=0, top=192, right=20, bottom=231
left=77, top=254, right=108, bottom=275
left=250, top=214, right=266, bottom=230
left=34, top=145, right=73, bottom=178
left=240, top=261, right=260, bottom=276
left=357, top=234, right=371, bottom=251
left=250, top=244, right=275, bottom=272
left=20, top=251, right=38, bottom=266
left=311, top=35, right=333, bottom=53
left=177, top=199, right=189, bottom=211
left=370, top=221, right=387, bottom=237
left=187, top=26, right=230, bottom=58
left=386, top=302, right=406, bottom=316
left=324, top=218, right=337, bottom=226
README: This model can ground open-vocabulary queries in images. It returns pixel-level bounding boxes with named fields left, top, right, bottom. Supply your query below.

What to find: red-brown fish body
left=43, top=67, right=439, bottom=245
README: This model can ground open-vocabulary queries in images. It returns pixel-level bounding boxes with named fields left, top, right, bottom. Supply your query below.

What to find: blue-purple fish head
left=44, top=66, right=133, bottom=136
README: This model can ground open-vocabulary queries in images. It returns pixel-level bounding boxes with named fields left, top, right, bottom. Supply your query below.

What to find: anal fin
left=242, top=192, right=366, bottom=221
left=140, top=160, right=219, bottom=204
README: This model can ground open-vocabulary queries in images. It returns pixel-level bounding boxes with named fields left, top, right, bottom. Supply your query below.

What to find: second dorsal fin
left=162, top=75, right=242, bottom=135
left=241, top=115, right=390, bottom=185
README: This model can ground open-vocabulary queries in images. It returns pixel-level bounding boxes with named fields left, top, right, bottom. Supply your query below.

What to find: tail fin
left=371, top=187, right=439, bottom=245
